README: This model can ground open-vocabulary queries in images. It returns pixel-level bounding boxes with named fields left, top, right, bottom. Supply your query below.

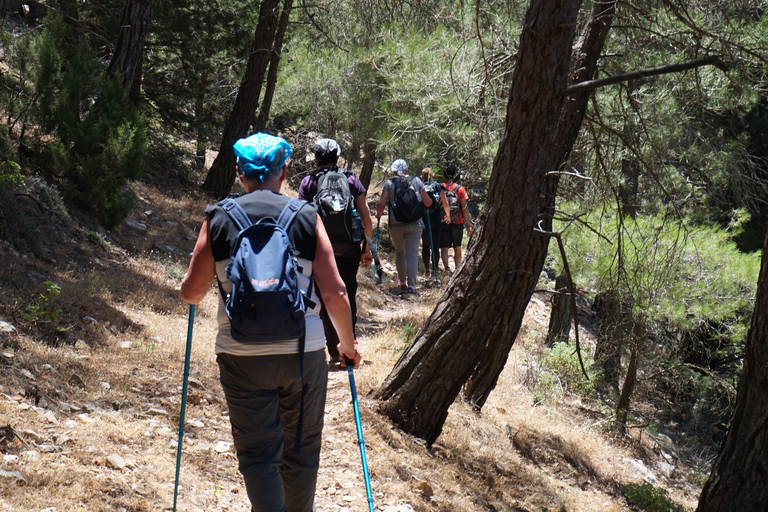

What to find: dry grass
left=0, top=165, right=706, bottom=512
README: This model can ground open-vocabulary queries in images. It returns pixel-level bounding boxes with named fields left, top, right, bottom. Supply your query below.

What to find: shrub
left=622, top=481, right=687, bottom=512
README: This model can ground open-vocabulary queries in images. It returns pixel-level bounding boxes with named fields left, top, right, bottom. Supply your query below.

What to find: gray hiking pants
left=217, top=349, right=328, bottom=512
left=390, top=222, right=423, bottom=287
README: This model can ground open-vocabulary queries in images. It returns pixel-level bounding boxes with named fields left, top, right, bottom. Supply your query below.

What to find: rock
left=214, top=441, right=233, bottom=453
left=147, top=408, right=169, bottom=417
left=41, top=410, right=59, bottom=425
left=188, top=377, right=205, bottom=389
left=76, top=413, right=97, bottom=424
left=2, top=455, right=18, bottom=464
left=19, top=369, right=35, bottom=380
left=0, top=321, right=16, bottom=333
left=415, top=481, right=434, bottom=497
left=68, top=374, right=86, bottom=388
left=126, top=219, right=147, bottom=231
left=621, top=457, right=658, bottom=484
left=20, top=428, right=44, bottom=443
left=0, top=468, right=27, bottom=484
left=54, top=433, right=71, bottom=446
left=155, top=243, right=183, bottom=254
left=106, top=453, right=126, bottom=470
left=20, top=450, right=40, bottom=463
left=99, top=382, right=111, bottom=393
left=117, top=341, right=133, bottom=349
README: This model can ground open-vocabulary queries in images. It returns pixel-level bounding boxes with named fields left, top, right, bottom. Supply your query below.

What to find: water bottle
left=351, top=208, right=363, bottom=242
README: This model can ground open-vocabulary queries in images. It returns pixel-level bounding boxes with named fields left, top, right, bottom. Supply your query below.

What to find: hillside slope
left=0, top=167, right=707, bottom=511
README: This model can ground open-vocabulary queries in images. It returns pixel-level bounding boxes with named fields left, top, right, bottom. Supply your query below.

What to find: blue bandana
left=233, top=133, right=293, bottom=182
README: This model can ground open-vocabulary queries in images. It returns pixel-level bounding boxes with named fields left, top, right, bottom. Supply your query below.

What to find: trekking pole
left=347, top=364, right=375, bottom=512
left=173, top=303, right=195, bottom=512
left=372, top=217, right=380, bottom=284
left=426, top=211, right=440, bottom=287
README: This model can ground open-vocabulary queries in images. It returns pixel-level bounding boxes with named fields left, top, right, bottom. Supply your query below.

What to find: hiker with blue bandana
left=181, top=132, right=362, bottom=512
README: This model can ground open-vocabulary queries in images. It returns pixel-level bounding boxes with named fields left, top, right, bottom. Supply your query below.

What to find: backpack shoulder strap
left=276, top=198, right=305, bottom=232
left=219, top=197, right=252, bottom=231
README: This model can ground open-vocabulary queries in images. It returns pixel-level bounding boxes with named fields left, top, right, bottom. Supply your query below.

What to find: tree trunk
left=545, top=274, right=573, bottom=347
left=377, top=0, right=619, bottom=446
left=202, top=0, right=282, bottom=199
left=106, top=0, right=152, bottom=101
left=359, top=140, right=376, bottom=190
left=696, top=227, right=768, bottom=511
left=462, top=0, right=618, bottom=413
left=254, top=0, right=292, bottom=133
left=593, top=290, right=627, bottom=389
left=615, top=321, right=641, bottom=434
left=195, top=70, right=209, bottom=170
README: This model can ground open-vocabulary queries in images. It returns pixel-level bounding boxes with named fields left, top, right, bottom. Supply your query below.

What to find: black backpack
left=314, top=167, right=358, bottom=246
left=423, top=181, right=442, bottom=215
left=390, top=175, right=424, bottom=223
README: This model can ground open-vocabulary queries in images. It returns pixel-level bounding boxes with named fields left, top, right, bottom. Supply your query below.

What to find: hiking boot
left=404, top=286, right=419, bottom=297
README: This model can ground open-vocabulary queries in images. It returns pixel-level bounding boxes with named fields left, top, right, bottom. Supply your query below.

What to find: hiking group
left=180, top=131, right=472, bottom=512
left=376, top=160, right=473, bottom=296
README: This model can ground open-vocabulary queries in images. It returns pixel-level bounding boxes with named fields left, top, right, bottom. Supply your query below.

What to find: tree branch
left=562, top=55, right=729, bottom=94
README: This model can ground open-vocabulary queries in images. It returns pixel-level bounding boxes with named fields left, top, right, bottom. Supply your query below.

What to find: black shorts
left=439, top=223, right=464, bottom=249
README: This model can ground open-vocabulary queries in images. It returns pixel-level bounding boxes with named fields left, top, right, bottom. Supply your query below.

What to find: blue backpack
left=218, top=197, right=314, bottom=344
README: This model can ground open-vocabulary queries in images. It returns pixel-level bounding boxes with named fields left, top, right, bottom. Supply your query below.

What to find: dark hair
left=444, top=164, right=458, bottom=179
left=311, top=142, right=339, bottom=166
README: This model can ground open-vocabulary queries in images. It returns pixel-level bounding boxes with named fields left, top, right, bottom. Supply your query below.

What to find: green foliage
left=558, top=208, right=759, bottom=336
left=17, top=281, right=66, bottom=336
left=274, top=4, right=522, bottom=190
left=0, top=160, right=24, bottom=189
left=622, top=481, right=687, bottom=512
left=0, top=11, right=147, bottom=229
left=396, top=322, right=418, bottom=352
left=532, top=342, right=601, bottom=404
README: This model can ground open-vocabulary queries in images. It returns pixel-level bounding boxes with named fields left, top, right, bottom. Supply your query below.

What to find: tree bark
left=696, top=226, right=768, bottom=511
left=615, top=321, right=641, bottom=434
left=106, top=0, right=152, bottom=101
left=545, top=274, right=573, bottom=347
left=255, top=0, right=293, bottom=133
left=377, top=0, right=620, bottom=446
left=462, top=0, right=619, bottom=413
left=195, top=70, right=209, bottom=170
left=202, top=0, right=282, bottom=199
left=359, top=140, right=376, bottom=190
left=593, top=290, right=627, bottom=389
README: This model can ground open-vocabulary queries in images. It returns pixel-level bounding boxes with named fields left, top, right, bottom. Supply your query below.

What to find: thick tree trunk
left=696, top=227, right=768, bottom=511
left=462, top=0, right=618, bottom=412
left=545, top=274, right=573, bottom=347
left=593, top=290, right=628, bottom=389
left=107, top=0, right=152, bottom=101
left=255, top=0, right=292, bottom=133
left=202, top=0, right=282, bottom=199
left=376, top=0, right=619, bottom=446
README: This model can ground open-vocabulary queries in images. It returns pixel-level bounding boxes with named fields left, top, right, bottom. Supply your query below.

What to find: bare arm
left=375, top=189, right=389, bottom=219
left=460, top=197, right=473, bottom=237
left=440, top=190, right=450, bottom=224
left=180, top=217, right=216, bottom=304
left=354, top=194, right=374, bottom=268
left=312, top=214, right=362, bottom=367
left=419, top=188, right=433, bottom=208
